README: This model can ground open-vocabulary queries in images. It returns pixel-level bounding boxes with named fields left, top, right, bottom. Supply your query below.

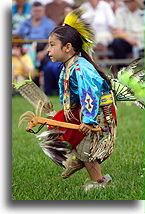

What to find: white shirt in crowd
left=29, top=0, right=74, bottom=5
left=114, top=5, right=144, bottom=49
left=81, top=0, right=115, bottom=46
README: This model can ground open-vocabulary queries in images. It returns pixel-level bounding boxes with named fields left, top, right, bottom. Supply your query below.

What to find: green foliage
left=12, top=96, right=144, bottom=200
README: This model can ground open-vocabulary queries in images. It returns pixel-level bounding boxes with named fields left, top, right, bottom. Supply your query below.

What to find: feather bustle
left=37, top=129, right=72, bottom=167
left=111, top=58, right=144, bottom=109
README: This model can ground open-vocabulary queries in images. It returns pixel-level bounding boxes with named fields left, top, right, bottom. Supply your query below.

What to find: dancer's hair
left=50, top=25, right=111, bottom=87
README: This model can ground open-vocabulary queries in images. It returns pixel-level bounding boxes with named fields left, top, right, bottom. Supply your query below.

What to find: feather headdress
left=63, top=7, right=95, bottom=55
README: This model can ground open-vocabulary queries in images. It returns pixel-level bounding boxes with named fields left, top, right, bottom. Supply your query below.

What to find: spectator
left=29, top=0, right=75, bottom=5
left=12, top=0, right=31, bottom=35
left=103, top=0, right=123, bottom=13
left=134, top=0, right=144, bottom=9
left=45, top=0, right=73, bottom=26
left=29, top=0, right=53, bottom=4
left=17, top=1, right=56, bottom=88
left=12, top=35, right=35, bottom=84
left=63, top=0, right=75, bottom=4
left=17, top=1, right=56, bottom=40
left=63, top=4, right=78, bottom=17
left=81, top=0, right=116, bottom=59
left=42, top=61, right=62, bottom=96
left=110, top=0, right=144, bottom=68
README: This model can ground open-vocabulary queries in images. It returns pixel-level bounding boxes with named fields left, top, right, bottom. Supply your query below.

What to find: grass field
left=12, top=95, right=144, bottom=200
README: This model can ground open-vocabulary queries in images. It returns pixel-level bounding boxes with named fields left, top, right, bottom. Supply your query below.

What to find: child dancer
left=45, top=8, right=117, bottom=191
left=17, top=8, right=144, bottom=192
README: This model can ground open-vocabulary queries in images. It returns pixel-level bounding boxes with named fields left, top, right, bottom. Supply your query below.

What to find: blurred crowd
left=12, top=0, right=144, bottom=95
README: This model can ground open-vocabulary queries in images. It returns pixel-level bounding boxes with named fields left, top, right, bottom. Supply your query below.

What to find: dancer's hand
left=79, top=123, right=93, bottom=135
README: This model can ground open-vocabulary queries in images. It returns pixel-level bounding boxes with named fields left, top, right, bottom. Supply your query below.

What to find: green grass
left=12, top=95, right=144, bottom=200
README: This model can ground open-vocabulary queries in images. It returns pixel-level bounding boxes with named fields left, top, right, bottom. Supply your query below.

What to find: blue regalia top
left=58, top=57, right=110, bottom=125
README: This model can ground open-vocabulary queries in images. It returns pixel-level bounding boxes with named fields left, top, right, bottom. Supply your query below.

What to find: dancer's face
left=47, top=34, right=66, bottom=63
left=48, top=33, right=74, bottom=63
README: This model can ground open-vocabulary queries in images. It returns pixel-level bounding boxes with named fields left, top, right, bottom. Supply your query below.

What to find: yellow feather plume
left=63, top=7, right=95, bottom=55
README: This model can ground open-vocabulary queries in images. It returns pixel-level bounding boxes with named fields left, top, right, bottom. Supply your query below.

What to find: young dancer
left=46, top=8, right=117, bottom=191
left=18, top=8, right=143, bottom=192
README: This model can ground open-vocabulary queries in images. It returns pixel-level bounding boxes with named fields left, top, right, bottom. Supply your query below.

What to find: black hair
left=50, top=25, right=111, bottom=87
left=51, top=25, right=83, bottom=53
left=32, top=1, right=43, bottom=7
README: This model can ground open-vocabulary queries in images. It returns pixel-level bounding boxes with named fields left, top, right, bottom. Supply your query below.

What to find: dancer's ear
left=64, top=43, right=73, bottom=53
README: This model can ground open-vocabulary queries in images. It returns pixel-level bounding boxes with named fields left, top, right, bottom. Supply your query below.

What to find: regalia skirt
left=48, top=101, right=117, bottom=164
